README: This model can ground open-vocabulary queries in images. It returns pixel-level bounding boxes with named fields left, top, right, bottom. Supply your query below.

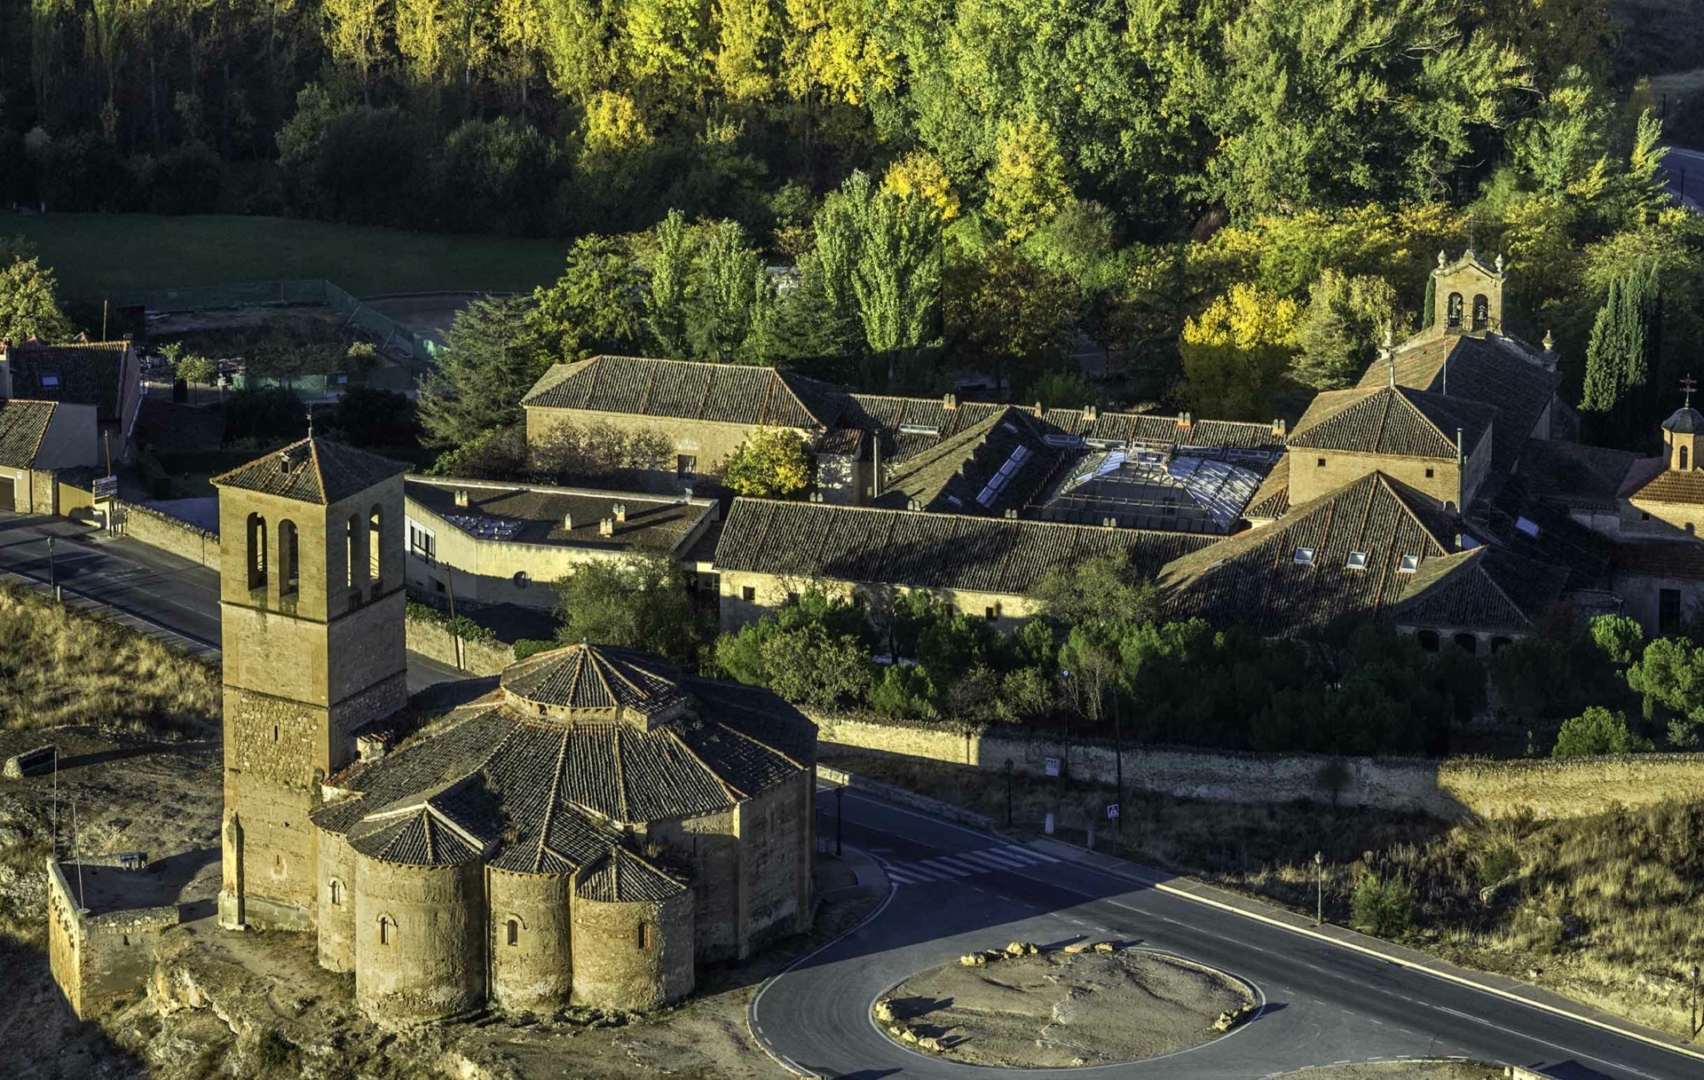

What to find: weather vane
left=1683, top=374, right=1698, bottom=410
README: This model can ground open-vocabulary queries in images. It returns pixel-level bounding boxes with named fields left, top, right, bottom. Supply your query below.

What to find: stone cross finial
left=1684, top=374, right=1698, bottom=410
left=1437, top=250, right=1447, bottom=268
left=1495, top=253, right=1505, bottom=274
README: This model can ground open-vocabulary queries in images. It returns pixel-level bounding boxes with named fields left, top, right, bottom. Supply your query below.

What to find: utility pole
left=1112, top=687, right=1124, bottom=842
left=1692, top=963, right=1700, bottom=1038
left=834, top=785, right=844, bottom=858
left=47, top=535, right=57, bottom=600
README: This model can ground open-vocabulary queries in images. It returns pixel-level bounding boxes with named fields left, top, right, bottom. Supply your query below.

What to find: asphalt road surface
left=0, top=510, right=463, bottom=692
left=1664, top=144, right=1704, bottom=209
left=753, top=787, right=1704, bottom=1080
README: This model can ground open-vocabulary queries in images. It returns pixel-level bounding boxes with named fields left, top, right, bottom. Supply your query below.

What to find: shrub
left=512, top=638, right=559, bottom=662
left=41, top=133, right=132, bottom=211
left=135, top=141, right=224, bottom=214
left=1351, top=873, right=1414, bottom=938
left=759, top=624, right=873, bottom=711
left=1552, top=707, right=1654, bottom=757
left=869, top=665, right=938, bottom=720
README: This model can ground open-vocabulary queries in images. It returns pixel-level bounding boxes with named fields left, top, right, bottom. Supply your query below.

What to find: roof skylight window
left=975, top=444, right=1033, bottom=507
left=39, top=374, right=59, bottom=387
left=1514, top=516, right=1540, bottom=538
left=1293, top=547, right=1315, bottom=566
left=1398, top=554, right=1421, bottom=574
left=1345, top=551, right=1368, bottom=569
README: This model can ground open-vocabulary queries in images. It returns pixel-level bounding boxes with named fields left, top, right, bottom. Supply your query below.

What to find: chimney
left=1177, top=412, right=1194, bottom=431
left=1004, top=508, right=1018, bottom=519
left=943, top=393, right=958, bottom=411
left=599, top=517, right=614, bottom=536
left=1083, top=404, right=1098, bottom=422
left=1272, top=417, right=1287, bottom=438
left=1457, top=427, right=1465, bottom=464
left=562, top=512, right=574, bottom=531
left=1033, top=401, right=1043, bottom=416
left=454, top=489, right=470, bottom=508
left=613, top=503, right=627, bottom=523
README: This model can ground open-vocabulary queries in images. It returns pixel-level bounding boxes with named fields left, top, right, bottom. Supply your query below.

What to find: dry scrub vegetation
left=0, top=583, right=219, bottom=737
left=826, top=750, right=1704, bottom=1037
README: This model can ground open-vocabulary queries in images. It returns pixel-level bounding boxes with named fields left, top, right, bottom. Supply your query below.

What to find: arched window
left=1416, top=629, right=1440, bottom=653
left=345, top=514, right=363, bottom=589
left=637, top=922, right=649, bottom=950
left=378, top=915, right=395, bottom=946
left=1682, top=446, right=1690, bottom=472
left=369, top=505, right=383, bottom=585
left=246, top=513, right=268, bottom=592
left=506, top=919, right=519, bottom=947
left=278, top=520, right=299, bottom=598
left=1453, top=633, right=1478, bottom=655
left=1447, top=292, right=1464, bottom=330
left=1471, top=294, right=1489, bottom=331
left=329, top=878, right=344, bottom=907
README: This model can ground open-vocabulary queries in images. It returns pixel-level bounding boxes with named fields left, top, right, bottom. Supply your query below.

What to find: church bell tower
left=212, top=437, right=410, bottom=930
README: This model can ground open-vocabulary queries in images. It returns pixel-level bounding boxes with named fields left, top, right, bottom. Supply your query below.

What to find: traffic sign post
left=1106, top=803, right=1119, bottom=820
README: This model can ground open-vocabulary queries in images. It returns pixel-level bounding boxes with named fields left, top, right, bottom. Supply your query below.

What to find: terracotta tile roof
left=1626, top=466, right=1704, bottom=507
left=501, top=644, right=691, bottom=722
left=1388, top=546, right=1569, bottom=634
left=0, top=399, right=57, bottom=467
left=3, top=340, right=129, bottom=420
left=406, top=478, right=709, bottom=553
left=816, top=427, right=864, bottom=455
left=1244, top=454, right=1291, bottom=521
left=1156, top=472, right=1463, bottom=635
left=576, top=847, right=688, bottom=902
left=521, top=356, right=840, bottom=430
left=1612, top=541, right=1704, bottom=581
left=713, top=498, right=1218, bottom=594
left=1358, top=334, right=1560, bottom=471
left=1468, top=473, right=1615, bottom=590
left=1290, top=385, right=1494, bottom=460
left=211, top=436, right=411, bottom=504
left=312, top=665, right=814, bottom=874
left=1516, top=439, right=1639, bottom=510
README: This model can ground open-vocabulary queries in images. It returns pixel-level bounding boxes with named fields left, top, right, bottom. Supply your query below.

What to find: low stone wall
left=117, top=502, right=220, bottom=569
left=813, top=714, right=1704, bottom=822
left=402, top=615, right=512, bottom=676
left=47, top=859, right=180, bottom=1020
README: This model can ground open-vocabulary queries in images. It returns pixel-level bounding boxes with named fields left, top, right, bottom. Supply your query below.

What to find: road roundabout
left=748, top=786, right=1704, bottom=1079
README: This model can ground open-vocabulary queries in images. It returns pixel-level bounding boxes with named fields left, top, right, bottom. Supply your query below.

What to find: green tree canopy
left=723, top=426, right=813, bottom=497
left=0, top=255, right=73, bottom=344
left=418, top=295, right=547, bottom=448
left=1552, top=707, right=1652, bottom=757
left=554, top=552, right=705, bottom=665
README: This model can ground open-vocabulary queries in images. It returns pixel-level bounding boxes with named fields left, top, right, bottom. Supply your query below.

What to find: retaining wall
left=812, top=714, right=1704, bottom=821
left=118, top=503, right=220, bottom=568
left=402, top=615, right=512, bottom=676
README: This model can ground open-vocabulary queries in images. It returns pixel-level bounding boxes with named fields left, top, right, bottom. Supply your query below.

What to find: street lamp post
left=47, top=536, right=57, bottom=599
left=1112, top=688, right=1124, bottom=842
left=1691, top=963, right=1700, bottom=1038
left=1004, top=758, right=1014, bottom=827
left=1314, top=851, right=1325, bottom=926
left=835, top=784, right=844, bottom=858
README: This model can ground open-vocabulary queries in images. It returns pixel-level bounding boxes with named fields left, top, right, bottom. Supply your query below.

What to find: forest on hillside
left=3, top=0, right=1704, bottom=447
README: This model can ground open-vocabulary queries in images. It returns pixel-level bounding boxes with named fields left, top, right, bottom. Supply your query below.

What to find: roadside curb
left=747, top=844, right=894, bottom=1079
left=1031, top=837, right=1704, bottom=1066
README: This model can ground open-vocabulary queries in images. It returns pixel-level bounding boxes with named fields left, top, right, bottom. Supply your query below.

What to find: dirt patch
left=1271, top=1063, right=1502, bottom=1080
left=881, top=946, right=1252, bottom=1067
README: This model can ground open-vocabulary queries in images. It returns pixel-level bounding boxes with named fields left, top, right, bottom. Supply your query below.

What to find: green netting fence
left=113, top=279, right=440, bottom=365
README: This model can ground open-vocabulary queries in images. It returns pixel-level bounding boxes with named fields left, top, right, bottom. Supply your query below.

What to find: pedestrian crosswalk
left=882, top=844, right=1061, bottom=886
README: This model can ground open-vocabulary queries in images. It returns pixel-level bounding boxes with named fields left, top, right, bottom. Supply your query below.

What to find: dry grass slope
left=0, top=583, right=219, bottom=737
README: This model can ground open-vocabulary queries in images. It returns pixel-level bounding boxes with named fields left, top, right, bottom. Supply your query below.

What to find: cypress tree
left=1581, top=276, right=1624, bottom=414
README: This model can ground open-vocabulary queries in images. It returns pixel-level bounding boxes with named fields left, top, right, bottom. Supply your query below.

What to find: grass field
left=6, top=213, right=569, bottom=298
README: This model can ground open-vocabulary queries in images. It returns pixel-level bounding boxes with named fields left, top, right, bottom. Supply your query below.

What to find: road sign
left=93, top=476, right=118, bottom=500
left=1106, top=803, right=1120, bottom=820
left=1044, top=757, right=1060, bottom=778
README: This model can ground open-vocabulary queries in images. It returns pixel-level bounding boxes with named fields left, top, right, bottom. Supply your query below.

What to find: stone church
left=209, top=439, right=816, bottom=1021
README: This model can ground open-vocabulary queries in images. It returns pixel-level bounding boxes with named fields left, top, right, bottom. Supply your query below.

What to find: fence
left=114, top=279, right=439, bottom=366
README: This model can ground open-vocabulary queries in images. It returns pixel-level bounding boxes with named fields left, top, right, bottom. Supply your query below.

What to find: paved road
left=1663, top=145, right=1704, bottom=210
left=0, top=511, right=463, bottom=692
left=754, top=788, right=1704, bottom=1079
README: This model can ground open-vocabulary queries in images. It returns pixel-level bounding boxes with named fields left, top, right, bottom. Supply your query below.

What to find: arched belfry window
left=246, top=513, right=268, bottom=592
left=1682, top=446, right=1690, bottom=472
left=279, top=520, right=300, bottom=598
left=1472, top=294, right=1489, bottom=331
left=329, top=878, right=344, bottom=907
left=345, top=514, right=363, bottom=589
left=369, top=505, right=383, bottom=585
left=378, top=914, right=396, bottom=946
left=1446, top=292, right=1464, bottom=330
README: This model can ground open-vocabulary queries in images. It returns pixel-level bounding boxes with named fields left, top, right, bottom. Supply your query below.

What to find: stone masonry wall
left=403, top=614, right=513, bottom=678
left=650, top=809, right=740, bottom=963
left=571, top=889, right=693, bottom=1010
left=118, top=502, right=221, bottom=568
left=736, top=775, right=809, bottom=956
left=46, top=860, right=178, bottom=1020
left=355, top=855, right=485, bottom=1024
left=316, top=829, right=358, bottom=972
left=224, top=686, right=322, bottom=923
left=813, top=714, right=1704, bottom=821
left=47, top=859, right=83, bottom=1017
left=488, top=869, right=574, bottom=1011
